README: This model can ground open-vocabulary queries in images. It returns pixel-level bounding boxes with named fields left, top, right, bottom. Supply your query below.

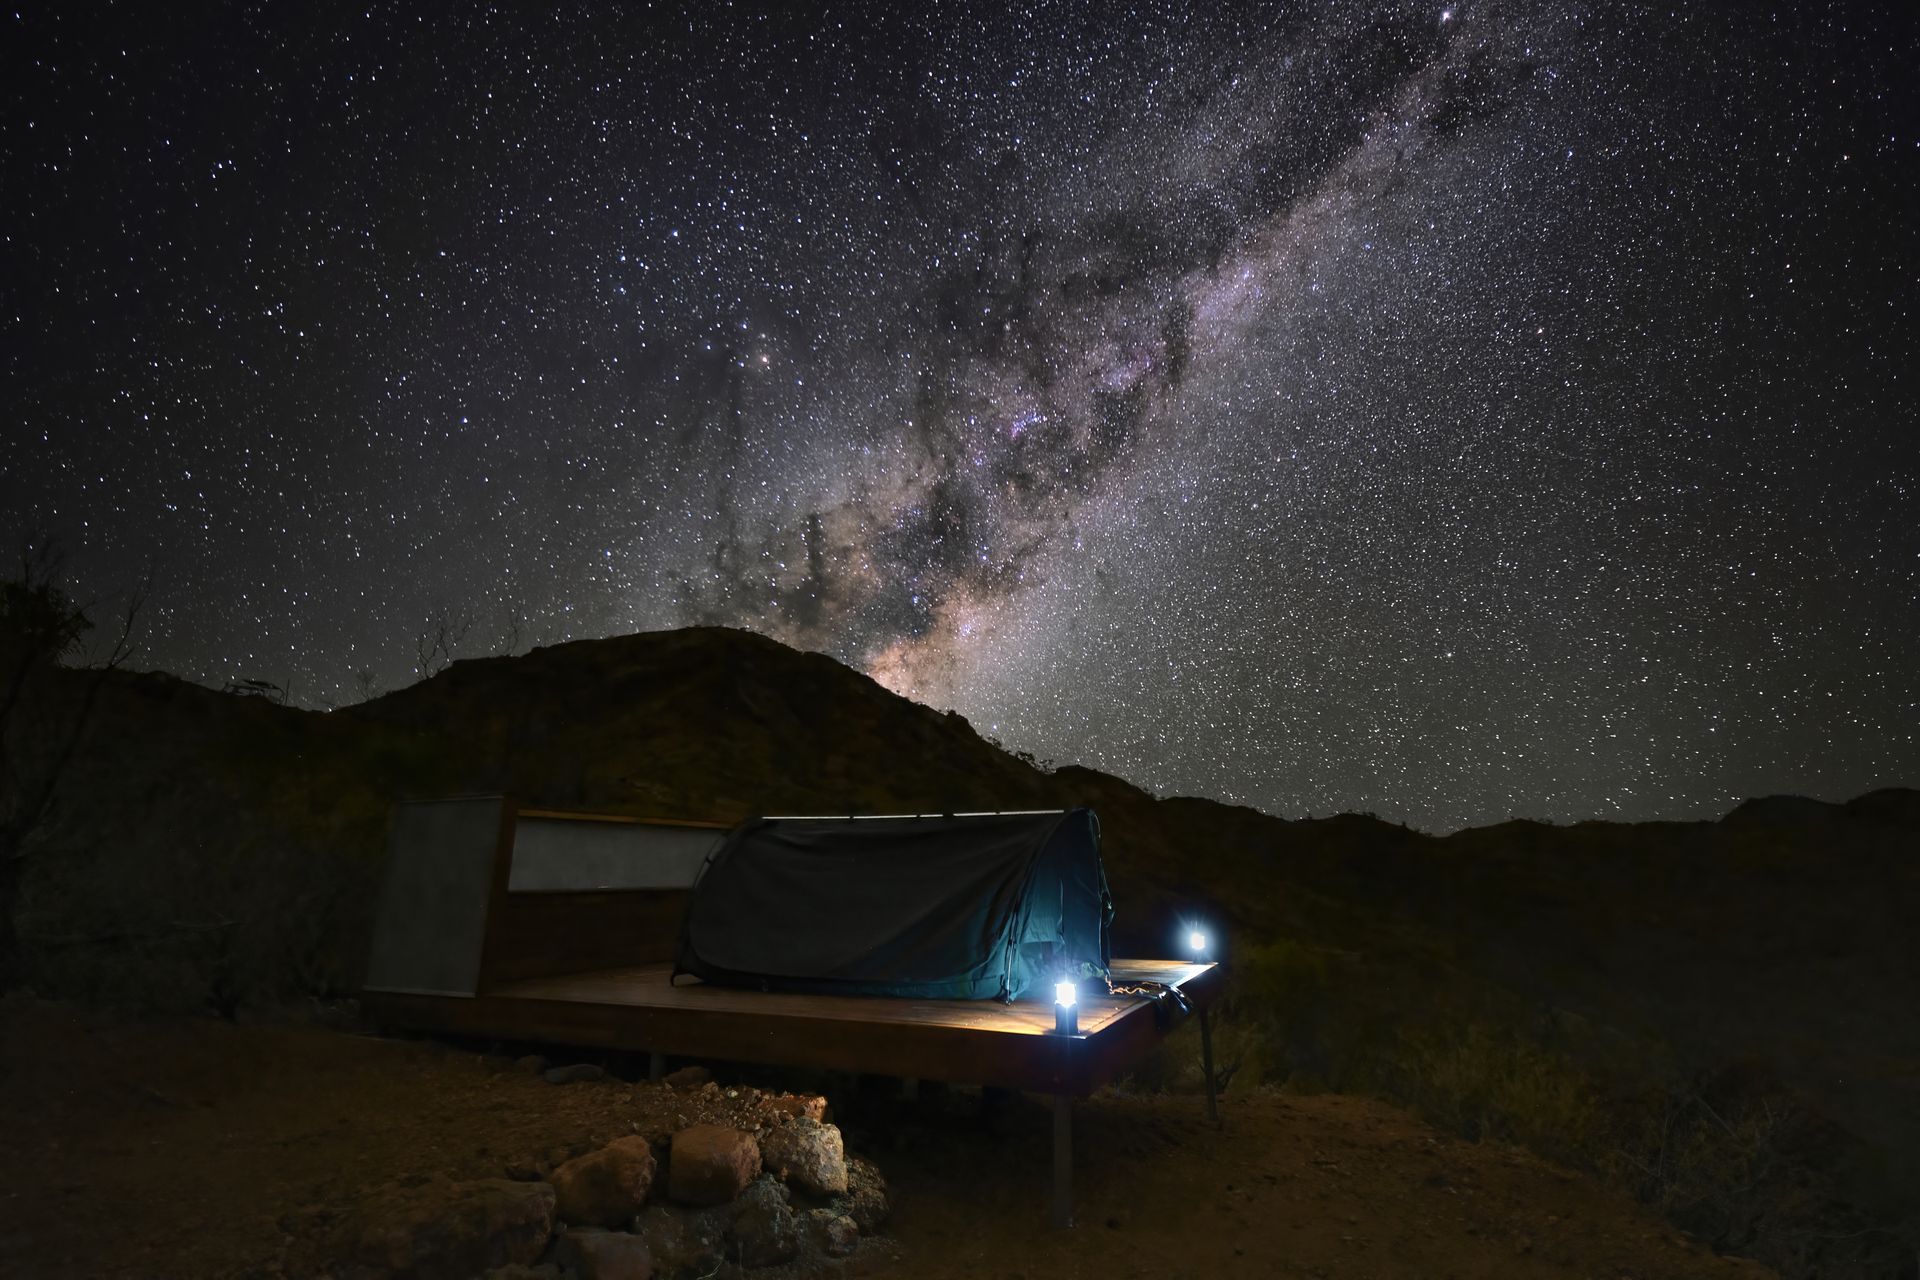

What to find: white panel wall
left=506, top=816, right=721, bottom=892
left=365, top=796, right=505, bottom=996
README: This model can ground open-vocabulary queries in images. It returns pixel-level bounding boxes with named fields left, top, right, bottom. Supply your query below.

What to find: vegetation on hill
left=4, top=626, right=1915, bottom=1277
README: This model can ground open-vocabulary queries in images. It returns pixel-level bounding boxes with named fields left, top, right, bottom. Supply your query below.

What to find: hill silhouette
left=11, top=626, right=1917, bottom=1277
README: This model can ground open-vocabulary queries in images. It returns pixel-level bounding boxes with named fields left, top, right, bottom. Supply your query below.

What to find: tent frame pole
left=1051, top=1092, right=1073, bottom=1229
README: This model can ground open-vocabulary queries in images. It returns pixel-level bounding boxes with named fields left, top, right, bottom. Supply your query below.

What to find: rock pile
left=284, top=1072, right=888, bottom=1279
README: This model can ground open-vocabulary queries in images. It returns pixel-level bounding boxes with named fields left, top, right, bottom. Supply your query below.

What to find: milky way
left=6, top=1, right=1916, bottom=830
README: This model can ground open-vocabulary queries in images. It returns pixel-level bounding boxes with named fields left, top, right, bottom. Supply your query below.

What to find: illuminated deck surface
left=367, top=958, right=1221, bottom=1095
left=501, top=958, right=1206, bottom=1034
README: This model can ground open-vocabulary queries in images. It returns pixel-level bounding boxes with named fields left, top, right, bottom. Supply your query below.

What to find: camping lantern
left=1188, top=928, right=1209, bottom=960
left=1053, top=980, right=1078, bottom=1035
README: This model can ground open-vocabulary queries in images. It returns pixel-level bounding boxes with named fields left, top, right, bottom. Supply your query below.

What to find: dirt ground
left=0, top=998, right=1774, bottom=1279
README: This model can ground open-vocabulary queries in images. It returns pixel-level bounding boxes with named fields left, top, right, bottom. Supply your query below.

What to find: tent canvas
left=674, top=808, right=1113, bottom=1001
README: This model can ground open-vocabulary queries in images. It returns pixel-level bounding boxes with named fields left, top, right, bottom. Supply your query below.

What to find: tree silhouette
left=0, top=538, right=143, bottom=987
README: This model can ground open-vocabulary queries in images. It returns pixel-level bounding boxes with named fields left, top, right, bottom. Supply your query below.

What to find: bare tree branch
left=499, top=591, right=527, bottom=657
left=0, top=539, right=149, bottom=986
left=413, top=606, right=473, bottom=680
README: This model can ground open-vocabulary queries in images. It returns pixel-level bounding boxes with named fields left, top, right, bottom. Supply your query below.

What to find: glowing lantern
left=1053, top=980, right=1078, bottom=1035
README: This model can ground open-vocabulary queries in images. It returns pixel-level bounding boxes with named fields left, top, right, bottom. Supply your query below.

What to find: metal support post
left=1051, top=1092, right=1073, bottom=1229
left=1199, top=1006, right=1219, bottom=1124
left=648, top=1051, right=665, bottom=1082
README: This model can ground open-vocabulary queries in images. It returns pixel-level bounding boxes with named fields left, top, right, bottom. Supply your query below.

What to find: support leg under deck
left=1200, top=1007, right=1218, bottom=1124
left=648, top=1051, right=665, bottom=1082
left=1051, top=1092, right=1073, bottom=1229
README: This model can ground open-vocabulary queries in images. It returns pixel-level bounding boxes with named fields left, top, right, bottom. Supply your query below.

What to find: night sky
left=6, top=2, right=1916, bottom=831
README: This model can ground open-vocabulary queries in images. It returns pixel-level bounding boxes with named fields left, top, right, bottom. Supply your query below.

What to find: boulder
left=661, top=1065, right=710, bottom=1088
left=551, top=1227, right=653, bottom=1280
left=305, top=1176, right=554, bottom=1280
left=837, top=1156, right=890, bottom=1232
left=803, top=1208, right=860, bottom=1258
left=551, top=1136, right=658, bottom=1228
left=765, top=1092, right=828, bottom=1122
left=729, top=1177, right=799, bottom=1268
left=759, top=1116, right=848, bottom=1196
left=668, top=1125, right=760, bottom=1205
left=633, top=1205, right=726, bottom=1279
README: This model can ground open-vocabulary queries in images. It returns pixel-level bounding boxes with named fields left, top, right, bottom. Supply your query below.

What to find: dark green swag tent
left=674, top=808, right=1113, bottom=1001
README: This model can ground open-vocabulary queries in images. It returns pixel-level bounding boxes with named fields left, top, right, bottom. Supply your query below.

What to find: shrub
left=1398, top=1021, right=1602, bottom=1163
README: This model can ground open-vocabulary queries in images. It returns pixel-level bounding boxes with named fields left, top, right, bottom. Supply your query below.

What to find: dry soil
left=0, top=997, right=1774, bottom=1279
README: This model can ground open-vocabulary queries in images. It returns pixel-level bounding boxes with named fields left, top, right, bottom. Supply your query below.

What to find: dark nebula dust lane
left=5, top=1, right=1916, bottom=831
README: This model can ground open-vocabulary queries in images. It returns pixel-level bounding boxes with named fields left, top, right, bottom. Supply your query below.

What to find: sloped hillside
left=13, top=626, right=1918, bottom=1277
left=0, top=995, right=1776, bottom=1280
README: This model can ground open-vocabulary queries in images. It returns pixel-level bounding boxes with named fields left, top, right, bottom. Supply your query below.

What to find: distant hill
left=14, top=626, right=1918, bottom=1278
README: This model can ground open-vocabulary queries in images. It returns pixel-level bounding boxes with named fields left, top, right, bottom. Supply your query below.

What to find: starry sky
left=6, top=1, right=1916, bottom=831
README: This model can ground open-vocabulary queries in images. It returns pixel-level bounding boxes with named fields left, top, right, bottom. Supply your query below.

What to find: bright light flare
left=1054, top=980, right=1078, bottom=1008
left=1188, top=929, right=1209, bottom=955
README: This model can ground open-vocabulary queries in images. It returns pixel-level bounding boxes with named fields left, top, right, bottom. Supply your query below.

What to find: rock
left=661, top=1065, right=710, bottom=1088
left=543, top=1062, right=609, bottom=1085
left=633, top=1205, right=725, bottom=1279
left=514, top=1054, right=548, bottom=1075
left=551, top=1227, right=653, bottom=1280
left=551, top=1136, right=658, bottom=1228
left=765, top=1092, right=828, bottom=1122
left=759, top=1116, right=848, bottom=1196
left=803, top=1208, right=860, bottom=1258
left=668, top=1125, right=760, bottom=1205
left=729, top=1176, right=799, bottom=1268
left=504, top=1156, right=547, bottom=1182
left=836, top=1156, right=889, bottom=1232
left=303, top=1176, right=554, bottom=1280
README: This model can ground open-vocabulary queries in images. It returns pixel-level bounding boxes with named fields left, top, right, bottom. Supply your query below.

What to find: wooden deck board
left=365, top=958, right=1221, bottom=1096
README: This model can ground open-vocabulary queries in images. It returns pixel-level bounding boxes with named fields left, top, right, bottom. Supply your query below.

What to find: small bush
left=1398, top=1021, right=1603, bottom=1163
left=19, top=822, right=377, bottom=1016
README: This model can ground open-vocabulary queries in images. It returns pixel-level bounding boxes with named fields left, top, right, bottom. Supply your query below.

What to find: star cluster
left=5, top=1, right=1915, bottom=830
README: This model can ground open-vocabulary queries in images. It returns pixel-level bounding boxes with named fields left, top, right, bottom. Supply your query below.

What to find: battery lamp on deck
left=1053, top=980, right=1078, bottom=1035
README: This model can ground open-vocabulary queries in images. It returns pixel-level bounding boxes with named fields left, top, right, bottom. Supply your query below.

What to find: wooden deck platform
left=365, top=958, right=1222, bottom=1096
